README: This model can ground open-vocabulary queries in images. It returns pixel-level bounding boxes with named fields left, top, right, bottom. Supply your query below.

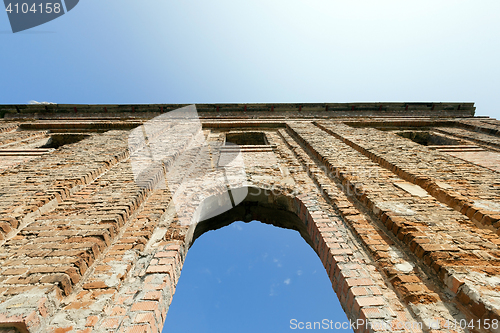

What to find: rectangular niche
left=396, top=131, right=463, bottom=146
left=225, top=132, right=268, bottom=146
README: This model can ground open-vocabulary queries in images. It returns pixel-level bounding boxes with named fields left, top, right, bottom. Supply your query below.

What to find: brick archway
left=190, top=186, right=314, bottom=248
left=91, top=185, right=416, bottom=333
left=0, top=104, right=499, bottom=333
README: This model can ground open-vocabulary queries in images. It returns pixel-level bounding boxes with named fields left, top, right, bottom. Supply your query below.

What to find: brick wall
left=0, top=105, right=499, bottom=333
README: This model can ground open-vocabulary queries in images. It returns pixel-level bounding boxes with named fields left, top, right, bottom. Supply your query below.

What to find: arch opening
left=190, top=186, right=312, bottom=249
left=161, top=186, right=354, bottom=332
left=164, top=220, right=353, bottom=333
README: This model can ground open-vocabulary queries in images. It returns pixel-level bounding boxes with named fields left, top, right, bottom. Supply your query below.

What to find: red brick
left=1, top=217, right=19, bottom=229
left=83, top=280, right=107, bottom=289
left=143, top=291, right=162, bottom=301
left=355, top=296, right=385, bottom=307
left=360, top=307, right=385, bottom=319
left=131, top=301, right=159, bottom=312
left=121, top=325, right=150, bottom=333
left=145, top=265, right=172, bottom=275
left=345, top=278, right=374, bottom=287
left=0, top=222, right=13, bottom=234
left=75, top=329, right=92, bottom=333
left=102, top=317, right=120, bottom=329
left=51, top=328, right=73, bottom=333
left=350, top=287, right=369, bottom=296
left=85, top=316, right=99, bottom=327
left=134, top=312, right=157, bottom=332
left=110, top=306, right=127, bottom=316
left=37, top=298, right=49, bottom=318
left=2, top=267, right=29, bottom=275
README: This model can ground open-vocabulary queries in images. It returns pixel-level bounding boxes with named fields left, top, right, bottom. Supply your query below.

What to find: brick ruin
left=0, top=103, right=499, bottom=333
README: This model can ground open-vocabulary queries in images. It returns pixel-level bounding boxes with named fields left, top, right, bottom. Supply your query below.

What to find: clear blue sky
left=164, top=221, right=352, bottom=333
left=0, top=1, right=499, bottom=119
left=2, top=2, right=500, bottom=332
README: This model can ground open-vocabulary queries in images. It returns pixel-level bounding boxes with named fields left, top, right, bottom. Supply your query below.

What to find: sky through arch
left=162, top=221, right=353, bottom=333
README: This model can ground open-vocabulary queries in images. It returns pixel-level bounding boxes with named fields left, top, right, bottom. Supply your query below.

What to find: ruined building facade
left=0, top=103, right=499, bottom=333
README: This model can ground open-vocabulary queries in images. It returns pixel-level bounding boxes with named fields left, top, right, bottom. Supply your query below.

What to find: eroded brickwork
left=0, top=103, right=499, bottom=333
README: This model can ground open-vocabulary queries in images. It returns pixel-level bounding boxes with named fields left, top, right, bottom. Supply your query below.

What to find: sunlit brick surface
left=0, top=103, right=499, bottom=333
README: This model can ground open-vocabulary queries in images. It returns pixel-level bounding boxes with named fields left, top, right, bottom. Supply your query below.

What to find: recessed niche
left=39, top=134, right=90, bottom=149
left=396, top=131, right=462, bottom=146
left=225, top=132, right=268, bottom=146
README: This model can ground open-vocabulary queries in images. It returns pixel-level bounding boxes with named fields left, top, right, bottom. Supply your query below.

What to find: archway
left=162, top=219, right=353, bottom=332
left=102, top=185, right=411, bottom=333
left=163, top=187, right=352, bottom=332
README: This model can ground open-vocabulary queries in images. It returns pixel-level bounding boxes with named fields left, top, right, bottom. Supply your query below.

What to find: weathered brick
left=131, top=301, right=159, bottom=312
left=83, top=280, right=108, bottom=290
left=1, top=267, right=29, bottom=276
left=0, top=106, right=498, bottom=333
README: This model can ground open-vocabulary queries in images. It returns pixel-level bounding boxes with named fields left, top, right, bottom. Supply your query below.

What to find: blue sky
left=1, top=1, right=499, bottom=119
left=164, top=221, right=352, bottom=333
left=2, top=1, right=500, bottom=332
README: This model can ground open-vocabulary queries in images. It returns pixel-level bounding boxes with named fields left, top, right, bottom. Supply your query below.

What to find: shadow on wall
left=396, top=131, right=463, bottom=146
left=191, top=186, right=314, bottom=250
left=39, top=134, right=90, bottom=149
